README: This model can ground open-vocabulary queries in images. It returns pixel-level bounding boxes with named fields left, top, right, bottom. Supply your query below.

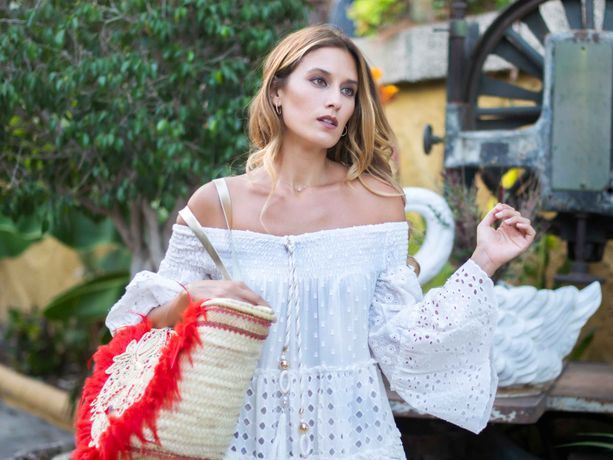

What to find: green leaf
left=156, top=119, right=169, bottom=133
left=54, top=29, right=65, bottom=46
left=558, top=441, right=613, bottom=451
left=8, top=115, right=22, bottom=127
left=44, top=271, right=130, bottom=321
left=50, top=208, right=118, bottom=250
left=0, top=214, right=44, bottom=259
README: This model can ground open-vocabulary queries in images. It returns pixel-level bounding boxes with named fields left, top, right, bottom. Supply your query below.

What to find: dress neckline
left=173, top=220, right=408, bottom=242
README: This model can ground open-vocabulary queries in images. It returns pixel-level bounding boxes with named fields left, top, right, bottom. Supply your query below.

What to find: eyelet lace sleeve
left=368, top=259, right=498, bottom=434
left=105, top=226, right=212, bottom=335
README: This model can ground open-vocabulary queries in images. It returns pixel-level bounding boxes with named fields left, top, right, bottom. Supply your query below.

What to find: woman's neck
left=275, top=140, right=332, bottom=192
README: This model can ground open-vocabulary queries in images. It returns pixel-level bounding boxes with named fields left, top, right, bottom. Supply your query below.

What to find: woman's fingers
left=516, top=221, right=537, bottom=237
left=230, top=281, right=267, bottom=305
left=504, top=216, right=536, bottom=247
left=502, top=215, right=525, bottom=226
left=496, top=208, right=520, bottom=220
left=483, top=203, right=522, bottom=227
left=479, top=205, right=502, bottom=228
left=188, top=280, right=268, bottom=306
left=491, top=204, right=536, bottom=237
left=235, top=284, right=268, bottom=306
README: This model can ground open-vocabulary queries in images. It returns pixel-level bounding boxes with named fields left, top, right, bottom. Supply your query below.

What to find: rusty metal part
left=547, top=362, right=613, bottom=413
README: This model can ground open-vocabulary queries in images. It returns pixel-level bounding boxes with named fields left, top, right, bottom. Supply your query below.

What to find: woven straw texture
left=134, top=305, right=273, bottom=459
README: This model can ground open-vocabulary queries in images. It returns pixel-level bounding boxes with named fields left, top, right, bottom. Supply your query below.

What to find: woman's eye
left=311, top=77, right=326, bottom=87
left=341, top=87, right=355, bottom=97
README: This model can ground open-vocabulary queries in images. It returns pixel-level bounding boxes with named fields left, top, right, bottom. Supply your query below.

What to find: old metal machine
left=425, top=0, right=613, bottom=285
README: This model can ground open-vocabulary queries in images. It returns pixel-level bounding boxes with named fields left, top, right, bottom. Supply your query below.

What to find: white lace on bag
left=88, top=328, right=176, bottom=447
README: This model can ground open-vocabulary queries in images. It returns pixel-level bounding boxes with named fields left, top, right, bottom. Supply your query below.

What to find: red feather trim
left=74, top=295, right=207, bottom=460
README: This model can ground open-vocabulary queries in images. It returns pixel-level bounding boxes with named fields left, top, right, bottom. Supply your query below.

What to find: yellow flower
left=501, top=168, right=524, bottom=190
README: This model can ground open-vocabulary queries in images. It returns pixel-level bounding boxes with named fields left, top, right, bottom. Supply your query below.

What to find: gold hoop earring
left=275, top=104, right=282, bottom=116
left=341, top=126, right=348, bottom=137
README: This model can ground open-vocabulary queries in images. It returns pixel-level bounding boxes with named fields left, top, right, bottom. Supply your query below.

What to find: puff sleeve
left=368, top=259, right=498, bottom=434
left=105, top=225, right=213, bottom=334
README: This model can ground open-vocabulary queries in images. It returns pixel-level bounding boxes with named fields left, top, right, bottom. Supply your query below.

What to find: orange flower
left=371, top=67, right=383, bottom=82
left=371, top=67, right=398, bottom=104
left=380, top=84, right=399, bottom=104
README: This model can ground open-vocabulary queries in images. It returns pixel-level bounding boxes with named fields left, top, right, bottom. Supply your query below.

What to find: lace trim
left=89, top=328, right=176, bottom=447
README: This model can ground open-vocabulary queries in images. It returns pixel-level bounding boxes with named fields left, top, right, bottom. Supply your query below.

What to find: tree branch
left=129, top=199, right=141, bottom=250
left=76, top=195, right=107, bottom=217
left=108, top=203, right=132, bottom=250
left=207, top=43, right=240, bottom=65
left=163, top=196, right=186, bottom=247
left=142, top=201, right=164, bottom=269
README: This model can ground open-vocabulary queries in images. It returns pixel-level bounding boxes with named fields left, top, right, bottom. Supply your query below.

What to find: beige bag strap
left=212, top=178, right=244, bottom=281
left=178, top=206, right=232, bottom=281
left=212, top=178, right=232, bottom=229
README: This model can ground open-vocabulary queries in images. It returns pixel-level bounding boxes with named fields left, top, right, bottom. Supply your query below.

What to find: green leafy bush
left=3, top=306, right=106, bottom=388
left=0, top=1, right=308, bottom=274
left=349, top=0, right=409, bottom=36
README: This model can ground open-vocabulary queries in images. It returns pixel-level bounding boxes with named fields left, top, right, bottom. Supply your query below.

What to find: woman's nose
left=325, top=87, right=342, bottom=110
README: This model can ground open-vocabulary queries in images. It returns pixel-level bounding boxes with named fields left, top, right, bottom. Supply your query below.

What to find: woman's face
left=274, top=46, right=358, bottom=150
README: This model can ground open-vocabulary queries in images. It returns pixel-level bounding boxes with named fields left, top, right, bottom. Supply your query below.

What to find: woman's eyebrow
left=307, top=67, right=358, bottom=85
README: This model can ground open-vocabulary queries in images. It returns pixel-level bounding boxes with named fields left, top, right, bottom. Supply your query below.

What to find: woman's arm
left=146, top=279, right=268, bottom=329
left=107, top=180, right=267, bottom=333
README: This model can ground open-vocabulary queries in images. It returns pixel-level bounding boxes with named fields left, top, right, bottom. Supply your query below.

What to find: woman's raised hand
left=148, top=280, right=268, bottom=329
left=470, top=203, right=536, bottom=277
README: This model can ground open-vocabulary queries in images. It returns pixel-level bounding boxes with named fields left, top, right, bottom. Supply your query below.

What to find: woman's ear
left=271, top=88, right=281, bottom=107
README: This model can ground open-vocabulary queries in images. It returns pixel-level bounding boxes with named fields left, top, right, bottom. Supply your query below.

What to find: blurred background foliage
left=0, top=0, right=308, bottom=276
left=349, top=0, right=514, bottom=36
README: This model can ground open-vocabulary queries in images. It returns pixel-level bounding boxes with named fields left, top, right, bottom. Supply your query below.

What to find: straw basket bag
left=75, top=180, right=275, bottom=459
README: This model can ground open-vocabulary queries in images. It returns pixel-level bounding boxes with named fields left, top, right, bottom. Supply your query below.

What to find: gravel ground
left=0, top=400, right=73, bottom=459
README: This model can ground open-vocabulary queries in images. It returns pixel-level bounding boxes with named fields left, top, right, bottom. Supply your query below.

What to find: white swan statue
left=403, top=187, right=455, bottom=285
left=403, top=187, right=603, bottom=387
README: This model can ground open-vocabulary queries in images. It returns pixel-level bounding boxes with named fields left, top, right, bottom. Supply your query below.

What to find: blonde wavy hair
left=246, top=24, right=404, bottom=199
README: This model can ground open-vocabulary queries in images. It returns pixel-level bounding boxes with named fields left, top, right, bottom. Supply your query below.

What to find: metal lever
left=423, top=124, right=444, bottom=154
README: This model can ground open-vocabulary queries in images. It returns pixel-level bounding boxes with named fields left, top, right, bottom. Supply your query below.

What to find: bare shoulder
left=353, top=174, right=406, bottom=223
left=176, top=180, right=227, bottom=228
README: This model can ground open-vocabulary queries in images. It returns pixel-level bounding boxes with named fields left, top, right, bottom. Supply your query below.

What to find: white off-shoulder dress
left=106, top=221, right=498, bottom=460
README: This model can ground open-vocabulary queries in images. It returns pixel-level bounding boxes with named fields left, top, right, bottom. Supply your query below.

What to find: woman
left=106, top=25, right=535, bottom=459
